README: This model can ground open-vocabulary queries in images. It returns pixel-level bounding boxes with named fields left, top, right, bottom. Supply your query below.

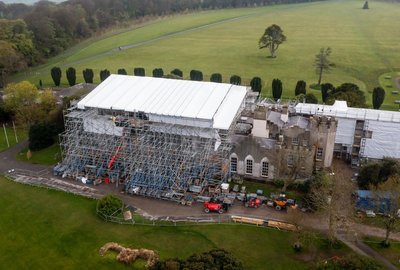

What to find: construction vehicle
left=274, top=196, right=297, bottom=211
left=203, top=198, right=228, bottom=214
left=244, top=197, right=262, bottom=208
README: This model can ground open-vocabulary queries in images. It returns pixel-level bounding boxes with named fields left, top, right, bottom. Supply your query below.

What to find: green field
left=364, top=237, right=400, bottom=269
left=12, top=0, right=400, bottom=110
left=0, top=176, right=355, bottom=269
left=16, top=143, right=62, bottom=165
left=0, top=127, right=27, bottom=152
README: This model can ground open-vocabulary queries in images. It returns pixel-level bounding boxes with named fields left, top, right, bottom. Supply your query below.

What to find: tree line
left=50, top=66, right=386, bottom=109
left=0, top=0, right=322, bottom=86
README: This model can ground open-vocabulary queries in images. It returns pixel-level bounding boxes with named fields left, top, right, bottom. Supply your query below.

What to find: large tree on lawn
left=315, top=47, right=333, bottom=86
left=259, top=24, right=286, bottom=58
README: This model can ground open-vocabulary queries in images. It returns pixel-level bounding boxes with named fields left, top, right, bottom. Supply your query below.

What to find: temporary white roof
left=77, top=74, right=247, bottom=130
left=295, top=101, right=400, bottom=123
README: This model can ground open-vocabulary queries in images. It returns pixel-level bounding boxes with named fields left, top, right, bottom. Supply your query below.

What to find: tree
left=295, top=80, right=307, bottom=96
left=210, top=73, right=222, bottom=83
left=0, top=40, right=27, bottom=87
left=51, top=67, right=62, bottom=87
left=374, top=176, right=400, bottom=247
left=152, top=249, right=244, bottom=270
left=97, top=194, right=123, bottom=217
left=28, top=122, right=56, bottom=151
left=117, top=68, right=127, bottom=75
left=230, top=75, right=241, bottom=85
left=152, top=68, right=164, bottom=78
left=272, top=79, right=283, bottom=101
left=363, top=1, right=369, bottom=9
left=315, top=47, right=333, bottom=86
left=250, top=77, right=262, bottom=94
left=328, top=83, right=366, bottom=108
left=305, top=93, right=318, bottom=104
left=259, top=24, right=286, bottom=58
left=134, top=67, right=145, bottom=76
left=66, top=67, right=76, bottom=86
left=308, top=166, right=355, bottom=245
left=170, top=68, right=183, bottom=78
left=357, top=158, right=400, bottom=189
left=4, top=81, right=39, bottom=126
left=372, top=87, right=385, bottom=109
left=100, top=69, right=110, bottom=81
left=321, top=83, right=334, bottom=103
left=83, top=68, right=94, bottom=83
left=190, top=70, right=203, bottom=81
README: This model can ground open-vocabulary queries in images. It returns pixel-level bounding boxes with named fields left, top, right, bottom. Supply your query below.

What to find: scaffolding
left=56, top=107, right=235, bottom=201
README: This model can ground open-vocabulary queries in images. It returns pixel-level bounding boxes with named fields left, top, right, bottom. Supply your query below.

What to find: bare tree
left=308, top=164, right=355, bottom=244
left=374, top=175, right=400, bottom=247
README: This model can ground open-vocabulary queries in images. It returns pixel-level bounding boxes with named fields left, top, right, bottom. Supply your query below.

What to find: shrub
left=295, top=80, right=306, bottom=96
left=50, top=67, right=62, bottom=87
left=272, top=78, right=283, bottom=101
left=152, top=68, right=164, bottom=78
left=170, top=68, right=183, bottom=78
left=230, top=75, right=241, bottom=85
left=210, top=73, right=222, bottom=83
left=134, top=67, right=145, bottom=76
left=29, top=122, right=56, bottom=151
left=117, top=68, right=127, bottom=75
left=66, top=67, right=76, bottom=86
left=190, top=70, right=203, bottom=81
left=250, top=77, right=262, bottom=94
left=100, top=69, right=110, bottom=81
left=97, top=194, right=123, bottom=217
left=83, top=68, right=94, bottom=83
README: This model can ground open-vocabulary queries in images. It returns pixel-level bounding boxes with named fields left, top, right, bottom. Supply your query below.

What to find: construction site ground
left=1, top=141, right=400, bottom=269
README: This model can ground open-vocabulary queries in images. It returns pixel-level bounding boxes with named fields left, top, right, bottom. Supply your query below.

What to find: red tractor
left=203, top=199, right=228, bottom=214
left=244, top=197, right=261, bottom=208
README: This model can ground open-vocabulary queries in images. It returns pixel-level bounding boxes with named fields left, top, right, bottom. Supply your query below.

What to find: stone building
left=230, top=105, right=337, bottom=181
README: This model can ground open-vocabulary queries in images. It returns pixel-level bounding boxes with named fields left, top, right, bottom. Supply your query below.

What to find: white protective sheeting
left=295, top=101, right=400, bottom=123
left=335, top=118, right=356, bottom=145
left=77, top=75, right=247, bottom=130
left=363, top=120, right=400, bottom=159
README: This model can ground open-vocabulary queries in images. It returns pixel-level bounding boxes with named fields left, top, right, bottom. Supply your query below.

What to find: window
left=230, top=157, right=238, bottom=173
left=292, top=137, right=299, bottom=145
left=287, top=154, right=294, bottom=167
left=261, top=161, right=269, bottom=177
left=302, top=139, right=308, bottom=147
left=316, top=147, right=323, bottom=161
left=246, top=159, right=253, bottom=174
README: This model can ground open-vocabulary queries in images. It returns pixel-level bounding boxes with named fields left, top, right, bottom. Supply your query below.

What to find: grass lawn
left=364, top=236, right=400, bottom=269
left=0, top=127, right=27, bottom=152
left=0, top=176, right=354, bottom=269
left=12, top=0, right=400, bottom=110
left=16, top=143, right=62, bottom=165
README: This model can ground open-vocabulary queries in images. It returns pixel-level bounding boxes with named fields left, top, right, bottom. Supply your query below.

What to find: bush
left=134, top=67, right=145, bottom=76
left=50, top=67, right=62, bottom=87
left=272, top=78, right=283, bottom=101
left=230, top=75, right=241, bottom=85
left=152, top=249, right=244, bottom=270
left=97, top=195, right=123, bottom=217
left=66, top=67, right=76, bottom=86
left=190, top=70, right=203, bottom=81
left=170, top=68, right=183, bottom=78
left=28, top=122, right=56, bottom=151
left=250, top=77, right=262, bottom=94
left=100, top=69, right=110, bottom=81
left=83, top=68, right=94, bottom=83
left=152, top=68, right=164, bottom=78
left=295, top=80, right=307, bottom=96
left=117, top=68, right=127, bottom=75
left=210, top=73, right=222, bottom=83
